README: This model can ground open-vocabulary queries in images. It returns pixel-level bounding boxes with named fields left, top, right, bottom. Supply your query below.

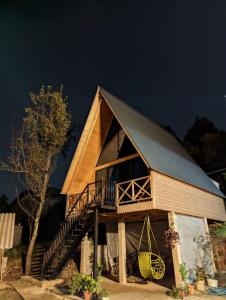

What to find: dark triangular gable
left=95, top=116, right=148, bottom=187
left=97, top=117, right=137, bottom=166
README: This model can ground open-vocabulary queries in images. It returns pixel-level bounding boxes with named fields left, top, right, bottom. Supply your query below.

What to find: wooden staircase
left=41, top=181, right=103, bottom=278
left=30, top=244, right=46, bottom=279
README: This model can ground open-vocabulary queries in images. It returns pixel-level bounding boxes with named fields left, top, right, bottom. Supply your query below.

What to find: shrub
left=69, top=273, right=84, bottom=295
left=69, top=273, right=98, bottom=295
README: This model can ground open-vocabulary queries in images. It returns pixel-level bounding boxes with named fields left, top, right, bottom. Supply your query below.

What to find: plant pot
left=207, top=279, right=218, bottom=288
left=195, top=280, right=205, bottom=291
left=102, top=297, right=109, bottom=300
left=188, top=284, right=195, bottom=295
left=84, top=290, right=92, bottom=300
left=178, top=289, right=185, bottom=299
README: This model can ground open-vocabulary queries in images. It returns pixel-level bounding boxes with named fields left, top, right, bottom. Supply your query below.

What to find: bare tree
left=1, top=86, right=71, bottom=274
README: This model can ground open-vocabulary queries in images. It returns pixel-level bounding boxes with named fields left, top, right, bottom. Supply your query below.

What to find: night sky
left=1, top=0, right=226, bottom=199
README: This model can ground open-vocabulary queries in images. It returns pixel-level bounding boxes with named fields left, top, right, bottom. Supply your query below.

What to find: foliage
left=69, top=273, right=84, bottom=295
left=163, top=223, right=180, bottom=249
left=69, top=273, right=98, bottom=295
left=212, top=222, right=226, bottom=238
left=97, top=262, right=103, bottom=277
left=195, top=266, right=206, bottom=281
left=166, top=286, right=179, bottom=299
left=179, top=263, right=189, bottom=282
left=82, top=275, right=98, bottom=293
left=0, top=85, right=71, bottom=275
left=183, top=117, right=226, bottom=194
left=167, top=285, right=188, bottom=299
left=193, top=232, right=213, bottom=276
left=5, top=244, right=26, bottom=259
left=89, top=238, right=94, bottom=269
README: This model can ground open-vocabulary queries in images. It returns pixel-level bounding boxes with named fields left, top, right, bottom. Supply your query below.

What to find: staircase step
left=31, top=256, right=43, bottom=261
left=42, top=198, right=96, bottom=278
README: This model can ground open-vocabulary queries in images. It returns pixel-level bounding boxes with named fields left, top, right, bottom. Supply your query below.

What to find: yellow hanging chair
left=138, top=216, right=165, bottom=280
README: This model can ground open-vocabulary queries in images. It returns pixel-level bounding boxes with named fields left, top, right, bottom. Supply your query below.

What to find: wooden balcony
left=67, top=176, right=152, bottom=217
left=116, top=176, right=152, bottom=214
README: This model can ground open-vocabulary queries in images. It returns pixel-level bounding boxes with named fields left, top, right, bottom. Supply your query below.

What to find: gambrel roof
left=62, top=87, right=224, bottom=198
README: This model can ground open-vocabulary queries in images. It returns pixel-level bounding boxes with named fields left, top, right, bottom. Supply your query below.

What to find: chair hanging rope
left=138, top=216, right=165, bottom=280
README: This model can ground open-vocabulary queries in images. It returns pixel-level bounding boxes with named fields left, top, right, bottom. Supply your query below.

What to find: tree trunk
left=25, top=199, right=45, bottom=275
left=25, top=156, right=51, bottom=275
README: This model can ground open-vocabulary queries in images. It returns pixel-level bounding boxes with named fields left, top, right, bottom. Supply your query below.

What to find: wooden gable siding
left=66, top=98, right=113, bottom=195
left=152, top=171, right=226, bottom=221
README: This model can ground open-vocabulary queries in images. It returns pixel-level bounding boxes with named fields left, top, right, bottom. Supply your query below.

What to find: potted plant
left=207, top=273, right=218, bottom=288
left=69, top=273, right=98, bottom=300
left=163, top=223, right=180, bottom=249
left=98, top=288, right=109, bottom=300
left=179, top=263, right=188, bottom=290
left=194, top=266, right=206, bottom=291
left=166, top=286, right=180, bottom=299
left=69, top=273, right=84, bottom=297
left=178, top=286, right=186, bottom=299
left=83, top=275, right=98, bottom=300
left=187, top=284, right=195, bottom=295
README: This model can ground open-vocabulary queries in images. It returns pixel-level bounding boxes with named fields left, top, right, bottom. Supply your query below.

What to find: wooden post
left=80, top=234, right=92, bottom=274
left=168, top=212, right=182, bottom=288
left=93, top=207, right=98, bottom=280
left=116, top=183, right=119, bottom=207
left=0, top=249, right=4, bottom=282
left=118, top=218, right=127, bottom=284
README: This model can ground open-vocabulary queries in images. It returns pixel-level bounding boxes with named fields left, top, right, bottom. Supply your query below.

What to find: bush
left=69, top=273, right=84, bottom=295
left=4, top=245, right=26, bottom=259
left=69, top=273, right=98, bottom=295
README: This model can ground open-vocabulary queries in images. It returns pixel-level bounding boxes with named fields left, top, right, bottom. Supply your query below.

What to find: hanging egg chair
left=138, top=216, right=165, bottom=280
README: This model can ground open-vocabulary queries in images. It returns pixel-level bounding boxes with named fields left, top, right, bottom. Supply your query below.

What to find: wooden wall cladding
left=152, top=171, right=226, bottom=221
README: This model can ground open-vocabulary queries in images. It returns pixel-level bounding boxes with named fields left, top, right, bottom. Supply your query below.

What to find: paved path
left=5, top=277, right=226, bottom=300
left=10, top=280, right=59, bottom=300
left=9, top=280, right=81, bottom=300
left=0, top=287, right=23, bottom=300
left=101, top=277, right=226, bottom=300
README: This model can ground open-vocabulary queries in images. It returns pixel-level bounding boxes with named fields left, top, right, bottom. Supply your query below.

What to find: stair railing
left=42, top=180, right=103, bottom=275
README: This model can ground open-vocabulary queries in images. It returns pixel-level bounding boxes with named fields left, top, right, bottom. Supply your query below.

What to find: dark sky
left=1, top=0, right=226, bottom=199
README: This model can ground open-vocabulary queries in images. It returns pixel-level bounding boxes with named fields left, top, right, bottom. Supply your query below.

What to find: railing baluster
left=42, top=180, right=103, bottom=275
left=116, top=176, right=152, bottom=206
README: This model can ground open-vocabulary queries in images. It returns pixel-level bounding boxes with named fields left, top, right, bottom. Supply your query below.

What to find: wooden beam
left=95, top=153, right=140, bottom=171
left=93, top=207, right=99, bottom=280
left=168, top=212, right=182, bottom=288
left=118, top=218, right=127, bottom=284
left=80, top=235, right=92, bottom=275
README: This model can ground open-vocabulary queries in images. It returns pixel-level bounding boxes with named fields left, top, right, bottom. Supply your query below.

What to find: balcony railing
left=67, top=181, right=103, bottom=216
left=116, top=176, right=151, bottom=206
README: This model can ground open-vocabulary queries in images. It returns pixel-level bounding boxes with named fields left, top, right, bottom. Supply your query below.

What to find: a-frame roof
left=99, top=87, right=224, bottom=198
left=62, top=86, right=224, bottom=198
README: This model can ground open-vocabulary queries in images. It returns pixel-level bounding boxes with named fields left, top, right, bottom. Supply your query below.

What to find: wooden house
left=42, top=87, right=226, bottom=287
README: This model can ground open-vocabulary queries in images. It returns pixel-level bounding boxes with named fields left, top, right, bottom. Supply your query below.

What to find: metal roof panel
left=99, top=87, right=224, bottom=198
left=0, top=213, right=15, bottom=249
